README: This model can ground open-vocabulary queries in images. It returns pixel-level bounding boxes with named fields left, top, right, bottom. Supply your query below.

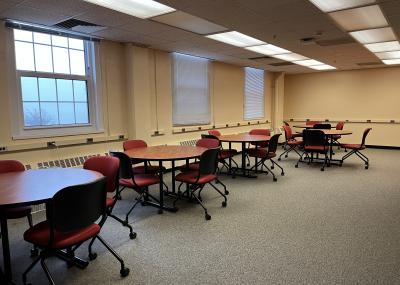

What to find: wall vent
left=316, top=37, right=354, bottom=46
left=180, top=140, right=197, bottom=146
left=35, top=153, right=108, bottom=169
left=53, top=18, right=106, bottom=33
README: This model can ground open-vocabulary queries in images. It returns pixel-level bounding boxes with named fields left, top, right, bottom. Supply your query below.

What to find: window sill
left=12, top=126, right=105, bottom=140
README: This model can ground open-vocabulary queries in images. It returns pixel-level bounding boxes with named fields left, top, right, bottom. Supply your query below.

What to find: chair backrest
left=249, top=129, right=271, bottom=136
left=336, top=121, right=345, bottom=130
left=208, top=130, right=221, bottom=136
left=0, top=160, right=25, bottom=173
left=109, top=151, right=134, bottom=180
left=313, top=123, right=331, bottom=129
left=361, top=128, right=372, bottom=146
left=48, top=177, right=107, bottom=233
left=198, top=148, right=219, bottom=176
left=303, top=130, right=327, bottom=147
left=267, top=134, right=281, bottom=154
left=306, top=121, right=321, bottom=126
left=283, top=125, right=293, bottom=141
left=123, top=140, right=147, bottom=151
left=196, top=138, right=220, bottom=149
left=83, top=156, right=119, bottom=194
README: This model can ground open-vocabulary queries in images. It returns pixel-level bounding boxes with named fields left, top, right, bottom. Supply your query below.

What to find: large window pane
left=53, top=47, right=70, bottom=74
left=21, top=77, right=39, bottom=101
left=14, top=30, right=32, bottom=42
left=69, top=38, right=84, bottom=50
left=23, top=102, right=40, bottom=127
left=58, top=103, right=75, bottom=124
left=73, top=80, right=88, bottom=101
left=40, top=102, right=59, bottom=125
left=15, top=42, right=35, bottom=71
left=38, top=78, right=57, bottom=101
left=57, top=79, right=73, bottom=101
left=51, top=35, right=68, bottom=47
left=70, top=50, right=86, bottom=76
left=33, top=32, right=51, bottom=45
left=34, top=44, right=53, bottom=72
left=75, top=103, right=89, bottom=124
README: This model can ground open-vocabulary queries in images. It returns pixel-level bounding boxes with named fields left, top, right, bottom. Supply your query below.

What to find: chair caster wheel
left=225, top=190, right=229, bottom=195
left=365, top=165, right=369, bottom=169
left=285, top=155, right=288, bottom=158
left=273, top=177, right=277, bottom=182
left=30, top=248, right=39, bottom=257
left=281, top=172, right=284, bottom=176
left=295, top=165, right=298, bottom=168
left=158, top=209, right=163, bottom=214
left=120, top=267, right=130, bottom=277
left=129, top=232, right=137, bottom=239
left=271, top=166, right=274, bottom=169
left=89, top=253, right=97, bottom=261
left=205, top=214, right=211, bottom=220
left=321, top=168, right=324, bottom=171
left=278, top=158, right=281, bottom=161
left=222, top=201, right=227, bottom=207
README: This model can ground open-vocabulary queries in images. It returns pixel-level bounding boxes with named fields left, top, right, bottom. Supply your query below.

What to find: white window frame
left=7, top=28, right=103, bottom=139
left=244, top=67, right=265, bottom=120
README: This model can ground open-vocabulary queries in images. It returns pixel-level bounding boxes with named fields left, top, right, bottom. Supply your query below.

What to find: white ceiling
left=1, top=0, right=400, bottom=73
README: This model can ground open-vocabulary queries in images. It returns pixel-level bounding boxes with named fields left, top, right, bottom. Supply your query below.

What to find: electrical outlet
left=0, top=146, right=7, bottom=152
left=86, top=138, right=94, bottom=143
left=118, top=134, right=125, bottom=139
left=47, top=141, right=57, bottom=148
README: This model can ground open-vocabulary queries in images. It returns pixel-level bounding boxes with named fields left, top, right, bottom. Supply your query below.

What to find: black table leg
left=228, top=142, right=232, bottom=172
left=0, top=217, right=14, bottom=284
left=158, top=161, right=164, bottom=214
left=241, top=142, right=246, bottom=174
left=171, top=160, right=176, bottom=193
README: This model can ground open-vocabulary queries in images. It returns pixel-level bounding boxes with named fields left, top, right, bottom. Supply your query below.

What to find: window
left=172, top=53, right=210, bottom=126
left=244, top=67, right=264, bottom=120
left=11, top=28, right=102, bottom=138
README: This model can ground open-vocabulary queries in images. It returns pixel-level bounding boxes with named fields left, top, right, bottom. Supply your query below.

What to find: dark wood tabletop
left=0, top=168, right=103, bottom=208
left=218, top=133, right=271, bottom=143
left=124, top=145, right=207, bottom=161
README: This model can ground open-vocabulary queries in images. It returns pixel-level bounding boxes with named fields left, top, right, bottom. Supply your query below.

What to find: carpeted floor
left=3, top=148, right=400, bottom=284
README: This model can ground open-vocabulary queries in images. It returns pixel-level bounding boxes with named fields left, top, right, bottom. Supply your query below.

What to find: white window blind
left=172, top=53, right=210, bottom=126
left=244, top=67, right=264, bottom=120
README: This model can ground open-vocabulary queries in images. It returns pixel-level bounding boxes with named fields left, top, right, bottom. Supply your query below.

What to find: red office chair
left=83, top=156, right=136, bottom=240
left=22, top=178, right=129, bottom=285
left=110, top=151, right=161, bottom=218
left=180, top=138, right=220, bottom=172
left=247, top=134, right=284, bottom=182
left=0, top=160, right=37, bottom=256
left=244, top=129, right=271, bottom=166
left=296, top=129, right=329, bottom=171
left=208, top=130, right=221, bottom=136
left=173, top=148, right=227, bottom=220
left=340, top=128, right=372, bottom=169
left=332, top=121, right=345, bottom=149
left=278, top=125, right=303, bottom=161
left=306, top=121, right=321, bottom=126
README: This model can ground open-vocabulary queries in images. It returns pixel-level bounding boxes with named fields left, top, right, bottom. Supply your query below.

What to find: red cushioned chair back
left=336, top=121, right=344, bottom=130
left=306, top=121, right=321, bottom=126
left=249, top=129, right=270, bottom=147
left=196, top=138, right=220, bottom=149
left=267, top=134, right=281, bottom=154
left=313, top=123, right=331, bottom=129
left=303, top=130, right=327, bottom=147
left=123, top=140, right=147, bottom=151
left=283, top=125, right=292, bottom=141
left=198, top=148, right=219, bottom=176
left=84, top=156, right=119, bottom=193
left=48, top=177, right=107, bottom=233
left=208, top=130, right=221, bottom=136
left=361, top=128, right=372, bottom=146
left=0, top=160, right=25, bottom=174
left=109, top=152, right=134, bottom=180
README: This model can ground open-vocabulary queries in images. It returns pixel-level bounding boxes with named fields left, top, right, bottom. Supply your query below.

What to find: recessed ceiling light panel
left=308, top=0, right=376, bottom=13
left=349, top=27, right=396, bottom=44
left=245, top=44, right=290, bottom=55
left=309, top=64, right=336, bottom=70
left=375, top=51, right=400, bottom=60
left=382, top=59, right=400, bottom=65
left=294, top=59, right=324, bottom=66
left=329, top=5, right=387, bottom=31
left=83, top=0, right=176, bottom=19
left=364, top=41, right=400, bottom=52
left=206, top=31, right=265, bottom=47
left=273, top=53, right=308, bottom=61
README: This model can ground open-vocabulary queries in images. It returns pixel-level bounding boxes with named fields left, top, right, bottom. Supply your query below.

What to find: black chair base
left=341, top=149, right=369, bottom=169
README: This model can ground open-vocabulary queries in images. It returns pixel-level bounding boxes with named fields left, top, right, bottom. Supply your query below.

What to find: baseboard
left=366, top=145, right=400, bottom=150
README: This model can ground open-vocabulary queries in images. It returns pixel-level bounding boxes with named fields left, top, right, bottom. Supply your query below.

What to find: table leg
left=228, top=142, right=232, bottom=172
left=241, top=142, right=246, bottom=174
left=0, top=217, right=14, bottom=284
left=171, top=160, right=176, bottom=193
left=158, top=161, right=164, bottom=214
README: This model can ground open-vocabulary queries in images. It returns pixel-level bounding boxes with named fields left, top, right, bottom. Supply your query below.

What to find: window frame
left=243, top=66, right=265, bottom=121
left=8, top=28, right=103, bottom=139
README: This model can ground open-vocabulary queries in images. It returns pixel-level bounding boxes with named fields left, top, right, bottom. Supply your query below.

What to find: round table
left=0, top=168, right=102, bottom=284
left=124, top=145, right=207, bottom=213
left=218, top=134, right=270, bottom=177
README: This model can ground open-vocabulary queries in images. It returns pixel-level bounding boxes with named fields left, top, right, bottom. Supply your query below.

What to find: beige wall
left=284, top=67, right=400, bottom=146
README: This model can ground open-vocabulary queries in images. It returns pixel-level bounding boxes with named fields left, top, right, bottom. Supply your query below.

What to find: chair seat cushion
left=332, top=135, right=342, bottom=140
left=175, top=171, right=216, bottom=184
left=287, top=139, right=302, bottom=146
left=179, top=162, right=199, bottom=172
left=304, top=145, right=329, bottom=152
left=246, top=148, right=276, bottom=159
left=106, top=197, right=115, bottom=208
left=341, top=144, right=365, bottom=150
left=133, top=165, right=166, bottom=174
left=24, top=221, right=100, bottom=249
left=219, top=149, right=237, bottom=159
left=0, top=206, right=32, bottom=219
left=119, top=174, right=160, bottom=188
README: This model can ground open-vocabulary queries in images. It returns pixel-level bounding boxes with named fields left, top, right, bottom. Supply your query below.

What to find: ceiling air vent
left=357, top=62, right=384, bottom=66
left=269, top=62, right=295, bottom=67
left=53, top=18, right=105, bottom=33
left=248, top=56, right=272, bottom=60
left=316, top=37, right=354, bottom=46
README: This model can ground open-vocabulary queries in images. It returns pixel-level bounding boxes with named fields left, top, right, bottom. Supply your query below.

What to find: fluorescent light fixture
left=308, top=0, right=376, bottom=13
left=151, top=11, right=227, bottom=35
left=382, top=59, right=400, bottom=65
left=309, top=64, right=336, bottom=70
left=245, top=44, right=290, bottom=55
left=329, top=5, right=387, bottom=31
left=83, top=0, right=176, bottom=19
left=273, top=53, right=308, bottom=61
left=349, top=27, right=396, bottom=44
left=206, top=31, right=265, bottom=47
left=375, top=51, right=400, bottom=60
left=364, top=41, right=400, bottom=52
left=294, top=59, right=324, bottom=66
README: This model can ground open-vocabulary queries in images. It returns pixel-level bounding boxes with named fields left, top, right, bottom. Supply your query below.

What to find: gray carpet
left=3, top=148, right=400, bottom=284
